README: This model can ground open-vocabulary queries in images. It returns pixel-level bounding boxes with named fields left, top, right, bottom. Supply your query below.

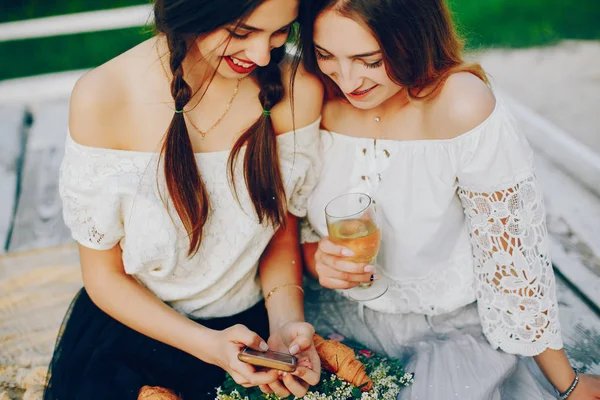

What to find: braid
left=167, top=36, right=193, bottom=112
left=229, top=47, right=287, bottom=228
left=255, top=48, right=285, bottom=112
left=161, top=34, right=210, bottom=256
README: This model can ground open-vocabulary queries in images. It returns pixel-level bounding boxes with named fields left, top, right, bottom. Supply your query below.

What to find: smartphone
left=238, top=346, right=297, bottom=372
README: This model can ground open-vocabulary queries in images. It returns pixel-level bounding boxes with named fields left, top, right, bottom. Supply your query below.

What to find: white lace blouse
left=59, top=118, right=321, bottom=319
left=301, top=100, right=563, bottom=356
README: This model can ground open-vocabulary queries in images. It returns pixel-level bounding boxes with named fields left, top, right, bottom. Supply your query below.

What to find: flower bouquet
left=216, top=333, right=413, bottom=400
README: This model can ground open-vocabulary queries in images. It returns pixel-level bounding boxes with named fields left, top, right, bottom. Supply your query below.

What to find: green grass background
left=2, top=0, right=599, bottom=80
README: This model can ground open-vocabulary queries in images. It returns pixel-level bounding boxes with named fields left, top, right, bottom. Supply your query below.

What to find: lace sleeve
left=458, top=176, right=563, bottom=356
left=59, top=136, right=125, bottom=250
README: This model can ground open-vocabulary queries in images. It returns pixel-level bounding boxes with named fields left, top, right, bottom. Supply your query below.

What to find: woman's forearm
left=534, top=347, right=576, bottom=392
left=302, top=242, right=319, bottom=280
left=80, top=245, right=216, bottom=363
left=260, top=215, right=305, bottom=334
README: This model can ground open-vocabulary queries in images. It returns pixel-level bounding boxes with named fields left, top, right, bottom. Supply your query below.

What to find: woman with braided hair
left=43, top=0, right=323, bottom=399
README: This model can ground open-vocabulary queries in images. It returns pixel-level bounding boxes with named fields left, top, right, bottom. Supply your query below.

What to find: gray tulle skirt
left=304, top=281, right=558, bottom=400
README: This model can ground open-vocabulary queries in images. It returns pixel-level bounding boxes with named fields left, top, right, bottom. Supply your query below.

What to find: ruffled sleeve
left=456, top=102, right=563, bottom=357
left=59, top=134, right=125, bottom=250
left=282, top=118, right=323, bottom=218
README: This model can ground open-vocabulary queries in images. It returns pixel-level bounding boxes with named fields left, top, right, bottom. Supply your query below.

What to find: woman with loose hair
left=298, top=0, right=600, bottom=398
left=43, top=0, right=324, bottom=399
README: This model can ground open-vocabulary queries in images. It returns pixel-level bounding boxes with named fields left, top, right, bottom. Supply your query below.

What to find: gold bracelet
left=265, top=284, right=304, bottom=303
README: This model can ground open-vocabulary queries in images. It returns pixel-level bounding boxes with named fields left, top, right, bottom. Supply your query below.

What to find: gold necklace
left=186, top=78, right=240, bottom=139
left=156, top=42, right=241, bottom=139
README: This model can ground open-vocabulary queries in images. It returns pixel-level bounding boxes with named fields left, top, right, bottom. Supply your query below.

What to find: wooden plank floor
left=555, top=276, right=600, bottom=374
left=6, top=101, right=72, bottom=252
left=0, top=106, right=26, bottom=253
left=0, top=244, right=80, bottom=400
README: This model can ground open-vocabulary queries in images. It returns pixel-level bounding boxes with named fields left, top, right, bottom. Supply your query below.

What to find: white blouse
left=302, top=101, right=563, bottom=357
left=59, top=119, right=321, bottom=319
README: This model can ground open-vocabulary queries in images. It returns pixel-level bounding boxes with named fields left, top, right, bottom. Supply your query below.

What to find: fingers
left=306, top=350, right=322, bottom=386
left=318, top=276, right=361, bottom=289
left=268, top=378, right=291, bottom=398
left=282, top=372, right=310, bottom=398
left=233, top=361, right=279, bottom=386
left=296, top=356, right=312, bottom=368
left=316, top=249, right=373, bottom=275
left=315, top=257, right=372, bottom=289
left=288, top=332, right=313, bottom=356
left=229, top=324, right=269, bottom=352
left=315, top=238, right=374, bottom=289
left=316, top=257, right=373, bottom=282
left=290, top=344, right=321, bottom=387
left=318, top=237, right=355, bottom=257
left=246, top=369, right=280, bottom=386
left=229, top=371, right=249, bottom=387
left=258, top=384, right=273, bottom=394
left=278, top=321, right=314, bottom=355
left=291, top=365, right=321, bottom=386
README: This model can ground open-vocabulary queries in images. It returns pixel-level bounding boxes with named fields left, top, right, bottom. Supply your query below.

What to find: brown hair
left=299, top=0, right=488, bottom=100
left=154, top=0, right=288, bottom=256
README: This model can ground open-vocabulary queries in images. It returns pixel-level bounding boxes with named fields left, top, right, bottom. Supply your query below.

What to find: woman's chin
left=344, top=95, right=382, bottom=110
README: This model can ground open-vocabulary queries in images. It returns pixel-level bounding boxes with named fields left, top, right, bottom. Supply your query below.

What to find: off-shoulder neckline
left=324, top=98, right=503, bottom=146
left=66, top=117, right=321, bottom=156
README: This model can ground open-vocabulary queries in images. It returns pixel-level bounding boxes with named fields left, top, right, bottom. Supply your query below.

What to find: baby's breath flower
left=216, top=343, right=413, bottom=399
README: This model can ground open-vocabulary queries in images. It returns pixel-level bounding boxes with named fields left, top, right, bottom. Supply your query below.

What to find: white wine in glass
left=327, top=219, right=380, bottom=264
left=325, top=193, right=388, bottom=301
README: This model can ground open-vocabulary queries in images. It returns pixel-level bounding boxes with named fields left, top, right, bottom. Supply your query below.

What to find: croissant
left=137, top=385, right=181, bottom=400
left=313, top=334, right=373, bottom=392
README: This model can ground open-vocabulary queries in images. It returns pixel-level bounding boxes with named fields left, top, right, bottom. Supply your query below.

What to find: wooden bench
left=0, top=102, right=72, bottom=255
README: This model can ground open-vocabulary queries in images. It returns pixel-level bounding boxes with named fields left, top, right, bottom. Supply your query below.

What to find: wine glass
left=325, top=193, right=388, bottom=301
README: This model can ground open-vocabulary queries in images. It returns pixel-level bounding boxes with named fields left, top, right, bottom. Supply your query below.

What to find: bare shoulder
left=273, top=61, right=324, bottom=133
left=321, top=98, right=352, bottom=132
left=426, top=72, right=496, bottom=139
left=67, top=40, right=157, bottom=149
left=69, top=61, right=130, bottom=149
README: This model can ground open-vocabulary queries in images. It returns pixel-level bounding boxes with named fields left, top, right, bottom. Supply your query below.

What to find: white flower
left=216, top=353, right=412, bottom=400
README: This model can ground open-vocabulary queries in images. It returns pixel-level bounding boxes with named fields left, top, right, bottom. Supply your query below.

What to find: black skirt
left=43, top=288, right=269, bottom=400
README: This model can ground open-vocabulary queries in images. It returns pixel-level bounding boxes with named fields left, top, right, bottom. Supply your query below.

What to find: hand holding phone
left=201, top=325, right=280, bottom=389
left=238, top=346, right=297, bottom=372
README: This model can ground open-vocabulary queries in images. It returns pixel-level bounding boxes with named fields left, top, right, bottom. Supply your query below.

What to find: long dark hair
left=298, top=0, right=488, bottom=100
left=154, top=0, right=288, bottom=256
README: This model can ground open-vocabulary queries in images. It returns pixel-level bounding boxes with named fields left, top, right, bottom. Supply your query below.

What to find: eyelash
left=228, top=30, right=249, bottom=40
left=227, top=27, right=290, bottom=41
left=365, top=60, right=383, bottom=69
left=315, top=51, right=332, bottom=61
left=315, top=51, right=383, bottom=69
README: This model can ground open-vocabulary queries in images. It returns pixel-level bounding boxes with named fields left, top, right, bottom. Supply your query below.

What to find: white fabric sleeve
left=284, top=120, right=323, bottom=218
left=456, top=104, right=563, bottom=356
left=59, top=136, right=125, bottom=250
